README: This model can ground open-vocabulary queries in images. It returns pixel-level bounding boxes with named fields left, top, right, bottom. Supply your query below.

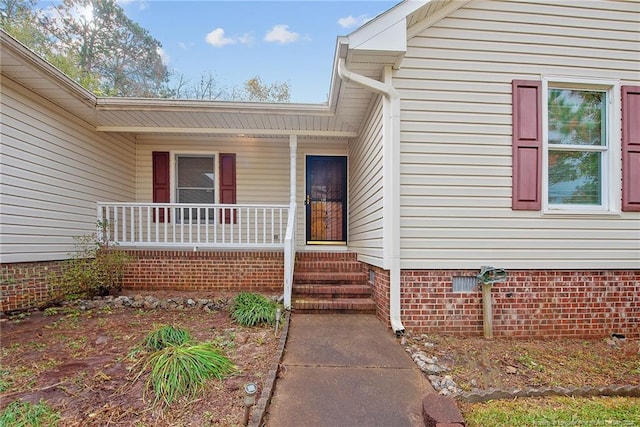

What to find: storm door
left=305, top=156, right=347, bottom=244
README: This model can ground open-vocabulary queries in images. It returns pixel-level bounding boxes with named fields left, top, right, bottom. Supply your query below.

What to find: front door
left=305, top=156, right=347, bottom=244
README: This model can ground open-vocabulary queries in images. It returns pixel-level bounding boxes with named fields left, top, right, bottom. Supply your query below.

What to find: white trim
left=541, top=75, right=621, bottom=215
left=347, top=0, right=427, bottom=51
left=96, top=126, right=357, bottom=137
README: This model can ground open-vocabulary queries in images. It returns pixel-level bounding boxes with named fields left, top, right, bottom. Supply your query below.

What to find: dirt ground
left=404, top=332, right=640, bottom=392
left=0, top=292, right=280, bottom=426
left=2, top=295, right=639, bottom=426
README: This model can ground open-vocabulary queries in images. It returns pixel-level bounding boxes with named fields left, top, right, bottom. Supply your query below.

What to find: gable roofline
left=346, top=0, right=428, bottom=53
left=0, top=30, right=97, bottom=109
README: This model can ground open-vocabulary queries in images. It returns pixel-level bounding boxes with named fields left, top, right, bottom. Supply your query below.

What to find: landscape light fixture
left=243, top=382, right=258, bottom=425
left=275, top=308, right=282, bottom=335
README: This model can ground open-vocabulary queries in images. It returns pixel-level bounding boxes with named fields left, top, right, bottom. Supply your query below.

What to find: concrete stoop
left=422, top=394, right=465, bottom=427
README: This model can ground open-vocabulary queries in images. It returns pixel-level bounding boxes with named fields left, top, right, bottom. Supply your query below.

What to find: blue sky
left=114, top=1, right=400, bottom=103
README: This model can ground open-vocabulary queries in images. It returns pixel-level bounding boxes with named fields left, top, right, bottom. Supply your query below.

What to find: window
left=542, top=78, right=619, bottom=213
left=546, top=88, right=607, bottom=207
left=176, top=155, right=215, bottom=204
left=152, top=151, right=237, bottom=222
left=511, top=78, right=634, bottom=213
left=175, top=155, right=215, bottom=221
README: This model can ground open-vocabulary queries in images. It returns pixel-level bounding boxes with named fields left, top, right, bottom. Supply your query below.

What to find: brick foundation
left=368, top=265, right=391, bottom=325
left=1, top=260, right=65, bottom=312
left=400, top=269, right=640, bottom=338
left=1, top=250, right=285, bottom=313
left=121, top=250, right=283, bottom=294
left=4, top=253, right=639, bottom=339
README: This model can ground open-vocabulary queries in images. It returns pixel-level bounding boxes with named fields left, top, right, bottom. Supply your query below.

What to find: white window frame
left=169, top=151, right=219, bottom=204
left=541, top=75, right=621, bottom=215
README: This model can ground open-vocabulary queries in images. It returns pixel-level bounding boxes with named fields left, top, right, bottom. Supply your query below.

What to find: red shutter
left=219, top=153, right=237, bottom=224
left=512, top=80, right=542, bottom=210
left=152, top=151, right=170, bottom=222
left=622, top=86, right=640, bottom=212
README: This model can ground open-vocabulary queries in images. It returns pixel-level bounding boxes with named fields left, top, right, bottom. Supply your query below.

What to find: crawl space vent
left=452, top=276, right=477, bottom=293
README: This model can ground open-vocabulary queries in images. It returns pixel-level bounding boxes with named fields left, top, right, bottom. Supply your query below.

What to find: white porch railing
left=97, top=202, right=289, bottom=248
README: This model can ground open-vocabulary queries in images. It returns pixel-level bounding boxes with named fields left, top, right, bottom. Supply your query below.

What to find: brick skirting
left=1, top=260, right=65, bottom=312
left=396, top=269, right=639, bottom=338
left=1, top=250, right=285, bottom=313
left=121, top=249, right=284, bottom=293
left=4, top=254, right=639, bottom=339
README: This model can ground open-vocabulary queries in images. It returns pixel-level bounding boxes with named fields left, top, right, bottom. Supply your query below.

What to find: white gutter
left=337, top=58, right=404, bottom=334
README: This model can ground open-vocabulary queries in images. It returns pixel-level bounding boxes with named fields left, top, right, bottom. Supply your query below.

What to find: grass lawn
left=460, top=396, right=640, bottom=427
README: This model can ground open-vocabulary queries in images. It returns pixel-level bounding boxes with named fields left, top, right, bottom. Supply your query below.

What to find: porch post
left=283, top=135, right=298, bottom=309
left=289, top=135, right=297, bottom=204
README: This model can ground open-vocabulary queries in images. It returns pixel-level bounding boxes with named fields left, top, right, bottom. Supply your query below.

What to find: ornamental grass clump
left=143, top=343, right=236, bottom=406
left=132, top=325, right=236, bottom=407
left=231, top=292, right=279, bottom=326
left=142, top=325, right=192, bottom=350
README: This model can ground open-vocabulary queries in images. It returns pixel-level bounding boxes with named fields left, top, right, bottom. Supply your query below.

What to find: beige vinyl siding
left=135, top=136, right=348, bottom=248
left=348, top=96, right=385, bottom=266
left=0, top=79, right=136, bottom=263
left=395, top=0, right=640, bottom=269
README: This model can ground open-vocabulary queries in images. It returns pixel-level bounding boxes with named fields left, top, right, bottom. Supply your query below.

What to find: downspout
left=337, top=58, right=404, bottom=334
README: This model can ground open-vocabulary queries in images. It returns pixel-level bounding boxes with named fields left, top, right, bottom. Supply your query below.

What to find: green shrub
left=139, top=343, right=236, bottom=406
left=0, top=399, right=60, bottom=427
left=142, top=325, right=192, bottom=350
left=231, top=292, right=279, bottom=326
left=51, top=221, right=131, bottom=298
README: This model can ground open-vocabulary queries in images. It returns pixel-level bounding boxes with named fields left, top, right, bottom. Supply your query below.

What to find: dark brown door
left=305, top=156, right=347, bottom=244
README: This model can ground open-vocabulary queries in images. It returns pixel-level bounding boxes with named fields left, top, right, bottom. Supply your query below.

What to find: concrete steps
left=292, top=252, right=375, bottom=314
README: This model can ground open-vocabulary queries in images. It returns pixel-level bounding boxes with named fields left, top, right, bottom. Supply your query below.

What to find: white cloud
left=238, top=33, right=254, bottom=46
left=156, top=47, right=169, bottom=65
left=337, top=14, right=370, bottom=29
left=264, top=24, right=300, bottom=44
left=205, top=28, right=236, bottom=47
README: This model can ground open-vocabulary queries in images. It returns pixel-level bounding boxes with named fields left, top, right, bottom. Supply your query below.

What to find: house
left=1, top=0, right=638, bottom=338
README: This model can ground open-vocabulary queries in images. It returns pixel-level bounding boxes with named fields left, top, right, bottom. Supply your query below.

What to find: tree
left=1, top=0, right=44, bottom=49
left=1, top=0, right=102, bottom=92
left=3, top=0, right=290, bottom=102
left=168, top=71, right=226, bottom=100
left=166, top=73, right=291, bottom=103
left=41, top=0, right=168, bottom=97
left=230, top=76, right=290, bottom=103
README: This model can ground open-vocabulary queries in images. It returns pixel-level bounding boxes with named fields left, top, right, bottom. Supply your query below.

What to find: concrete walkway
left=264, top=313, right=432, bottom=427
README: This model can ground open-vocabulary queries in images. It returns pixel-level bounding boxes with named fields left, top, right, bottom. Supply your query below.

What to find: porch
left=98, top=201, right=298, bottom=308
left=97, top=202, right=375, bottom=313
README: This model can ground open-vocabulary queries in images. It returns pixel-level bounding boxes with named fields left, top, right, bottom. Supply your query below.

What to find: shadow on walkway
left=264, top=313, right=432, bottom=426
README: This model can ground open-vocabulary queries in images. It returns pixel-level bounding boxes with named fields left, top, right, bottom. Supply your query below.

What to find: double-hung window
left=152, top=151, right=237, bottom=223
left=542, top=77, right=620, bottom=213
left=175, top=155, right=216, bottom=221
